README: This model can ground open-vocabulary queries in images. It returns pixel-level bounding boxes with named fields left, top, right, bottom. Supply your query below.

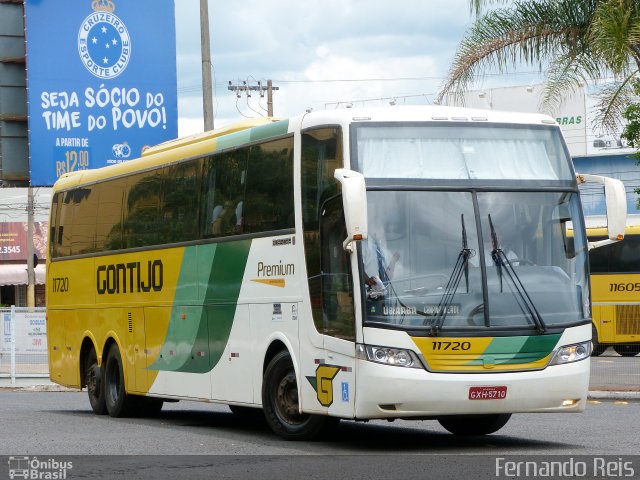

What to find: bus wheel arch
left=79, top=336, right=96, bottom=389
left=80, top=336, right=106, bottom=415
left=261, top=348, right=328, bottom=440
left=263, top=339, right=289, bottom=375
left=613, top=344, right=640, bottom=357
left=591, top=324, right=607, bottom=356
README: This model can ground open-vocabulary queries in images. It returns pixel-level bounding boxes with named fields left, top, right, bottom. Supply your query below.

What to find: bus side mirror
left=334, top=168, right=368, bottom=252
left=577, top=174, right=627, bottom=250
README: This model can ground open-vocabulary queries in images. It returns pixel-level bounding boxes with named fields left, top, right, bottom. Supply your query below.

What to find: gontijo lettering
left=97, top=260, right=163, bottom=294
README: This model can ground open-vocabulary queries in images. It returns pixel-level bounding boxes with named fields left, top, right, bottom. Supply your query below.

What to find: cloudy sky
left=173, top=0, right=541, bottom=136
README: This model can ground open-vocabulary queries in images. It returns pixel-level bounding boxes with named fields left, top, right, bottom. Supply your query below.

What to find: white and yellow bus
left=586, top=217, right=640, bottom=357
left=46, top=106, right=626, bottom=439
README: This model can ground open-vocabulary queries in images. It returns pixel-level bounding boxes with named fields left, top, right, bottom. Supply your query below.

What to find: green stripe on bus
left=466, top=334, right=561, bottom=366
left=249, top=120, right=289, bottom=142
left=150, top=240, right=252, bottom=374
left=211, top=120, right=290, bottom=153
left=214, top=130, right=252, bottom=152
left=149, top=246, right=209, bottom=371
left=202, top=239, right=252, bottom=372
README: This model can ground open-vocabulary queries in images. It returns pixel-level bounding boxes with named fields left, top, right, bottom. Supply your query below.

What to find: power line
left=228, top=79, right=279, bottom=116
left=177, top=71, right=552, bottom=94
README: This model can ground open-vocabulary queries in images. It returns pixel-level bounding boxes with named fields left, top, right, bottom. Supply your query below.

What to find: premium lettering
left=97, top=260, right=163, bottom=294
left=257, top=261, right=295, bottom=277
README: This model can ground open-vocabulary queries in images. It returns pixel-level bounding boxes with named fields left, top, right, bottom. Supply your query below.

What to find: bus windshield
left=355, top=123, right=573, bottom=181
left=359, top=190, right=589, bottom=332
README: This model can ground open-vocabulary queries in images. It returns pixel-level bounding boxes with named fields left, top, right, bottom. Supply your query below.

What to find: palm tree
left=437, top=0, right=640, bottom=131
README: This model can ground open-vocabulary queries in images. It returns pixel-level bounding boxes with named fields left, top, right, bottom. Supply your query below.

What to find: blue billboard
left=25, top=0, right=178, bottom=186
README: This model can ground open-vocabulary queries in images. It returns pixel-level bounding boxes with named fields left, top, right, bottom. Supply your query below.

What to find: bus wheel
left=438, top=413, right=511, bottom=436
left=613, top=344, right=640, bottom=357
left=104, top=344, right=134, bottom=417
left=591, top=326, right=606, bottom=356
left=262, top=350, right=326, bottom=440
left=85, top=348, right=107, bottom=415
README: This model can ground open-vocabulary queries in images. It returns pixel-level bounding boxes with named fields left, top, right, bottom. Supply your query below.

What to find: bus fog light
left=358, top=344, right=422, bottom=368
left=550, top=342, right=591, bottom=365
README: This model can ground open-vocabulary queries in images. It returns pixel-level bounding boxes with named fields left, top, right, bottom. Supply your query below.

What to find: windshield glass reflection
left=360, top=191, right=589, bottom=331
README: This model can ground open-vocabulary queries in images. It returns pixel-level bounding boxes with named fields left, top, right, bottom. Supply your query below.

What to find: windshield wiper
left=488, top=214, right=547, bottom=333
left=428, top=214, right=473, bottom=334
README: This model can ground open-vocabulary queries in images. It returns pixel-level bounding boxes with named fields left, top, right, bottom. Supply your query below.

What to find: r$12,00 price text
left=56, top=149, right=90, bottom=178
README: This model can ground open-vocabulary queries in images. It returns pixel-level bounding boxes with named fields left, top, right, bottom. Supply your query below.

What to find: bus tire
left=103, top=344, right=134, bottom=417
left=437, top=413, right=511, bottom=436
left=613, top=344, right=640, bottom=357
left=591, top=326, right=606, bottom=357
left=86, top=348, right=107, bottom=415
left=262, top=350, right=327, bottom=440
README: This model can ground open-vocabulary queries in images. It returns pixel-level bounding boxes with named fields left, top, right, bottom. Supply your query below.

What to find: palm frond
left=469, top=0, right=512, bottom=17
left=590, top=71, right=639, bottom=133
left=541, top=52, right=604, bottom=114
left=591, top=0, right=640, bottom=73
left=437, top=0, right=598, bottom=103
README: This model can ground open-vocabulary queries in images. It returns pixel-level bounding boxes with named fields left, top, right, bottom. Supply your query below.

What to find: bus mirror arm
left=588, top=238, right=618, bottom=251
left=577, top=174, right=627, bottom=248
left=334, top=168, right=368, bottom=252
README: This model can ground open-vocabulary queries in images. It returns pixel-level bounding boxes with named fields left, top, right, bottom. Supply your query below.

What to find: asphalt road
left=590, top=349, right=640, bottom=390
left=0, top=390, right=638, bottom=480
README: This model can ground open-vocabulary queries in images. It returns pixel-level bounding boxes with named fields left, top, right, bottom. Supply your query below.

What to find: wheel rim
left=274, top=369, right=305, bottom=425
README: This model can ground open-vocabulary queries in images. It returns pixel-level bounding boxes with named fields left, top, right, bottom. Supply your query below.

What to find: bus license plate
left=469, top=386, right=507, bottom=400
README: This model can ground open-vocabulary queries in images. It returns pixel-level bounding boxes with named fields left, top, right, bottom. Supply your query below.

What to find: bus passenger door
left=316, top=196, right=358, bottom=418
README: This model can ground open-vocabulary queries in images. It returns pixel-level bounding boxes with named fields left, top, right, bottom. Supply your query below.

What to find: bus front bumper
left=354, top=358, right=590, bottom=419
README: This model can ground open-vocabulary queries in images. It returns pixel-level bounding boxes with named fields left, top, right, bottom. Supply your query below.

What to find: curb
left=0, top=384, right=76, bottom=392
left=588, top=390, right=640, bottom=400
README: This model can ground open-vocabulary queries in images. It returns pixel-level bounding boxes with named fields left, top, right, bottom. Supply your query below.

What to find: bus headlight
left=550, top=342, right=591, bottom=365
left=357, top=344, right=422, bottom=368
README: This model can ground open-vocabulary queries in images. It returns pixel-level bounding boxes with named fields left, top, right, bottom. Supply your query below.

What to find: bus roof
left=297, top=104, right=559, bottom=130
left=52, top=105, right=560, bottom=193
left=52, top=117, right=285, bottom=192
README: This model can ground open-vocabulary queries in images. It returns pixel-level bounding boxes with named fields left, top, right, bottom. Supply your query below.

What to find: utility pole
left=227, top=80, right=279, bottom=117
left=26, top=187, right=35, bottom=308
left=200, top=0, right=214, bottom=131
left=267, top=79, right=275, bottom=117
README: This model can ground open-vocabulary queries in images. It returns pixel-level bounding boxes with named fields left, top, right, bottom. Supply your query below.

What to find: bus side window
left=201, top=158, right=220, bottom=238
left=160, top=159, right=202, bottom=243
left=70, top=187, right=98, bottom=255
left=205, top=149, right=248, bottom=238
left=588, top=236, right=610, bottom=273
left=320, top=197, right=355, bottom=340
left=56, top=190, right=76, bottom=257
left=122, top=172, right=163, bottom=248
left=244, top=136, right=294, bottom=234
left=95, top=180, right=126, bottom=251
left=49, top=193, right=61, bottom=258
